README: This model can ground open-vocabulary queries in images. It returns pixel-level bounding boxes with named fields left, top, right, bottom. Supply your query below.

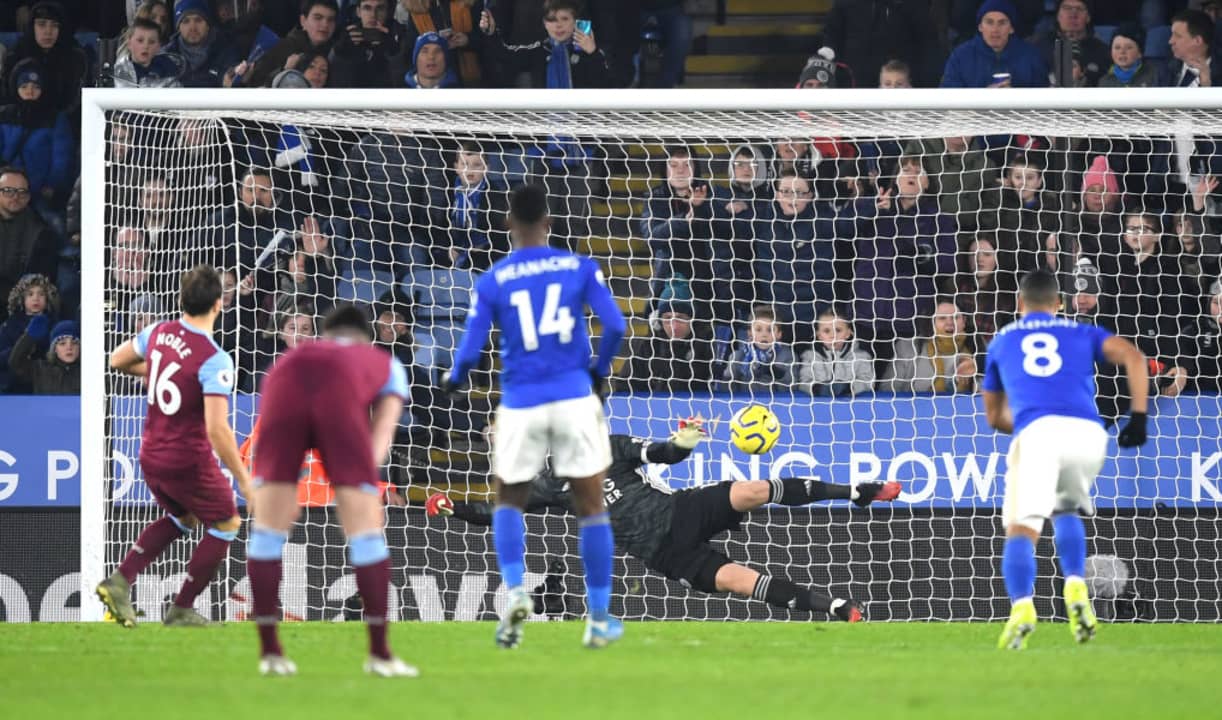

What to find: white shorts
left=493, top=394, right=611, bottom=484
left=1002, top=415, right=1109, bottom=533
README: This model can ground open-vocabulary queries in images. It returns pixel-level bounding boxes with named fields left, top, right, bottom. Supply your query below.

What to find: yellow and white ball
left=729, top=405, right=781, bottom=454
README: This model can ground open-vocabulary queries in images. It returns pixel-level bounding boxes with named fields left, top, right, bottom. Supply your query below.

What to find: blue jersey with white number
left=982, top=312, right=1112, bottom=434
left=449, top=245, right=626, bottom=409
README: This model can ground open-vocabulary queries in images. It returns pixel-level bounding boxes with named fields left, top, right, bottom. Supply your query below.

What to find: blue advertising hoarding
left=2, top=394, right=1219, bottom=508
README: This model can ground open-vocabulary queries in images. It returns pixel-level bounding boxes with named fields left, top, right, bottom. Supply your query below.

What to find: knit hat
left=656, top=299, right=694, bottom=319
left=30, top=1, right=65, bottom=25
left=1082, top=155, right=1119, bottom=196
left=174, top=0, right=211, bottom=27
left=1112, top=22, right=1145, bottom=51
left=1071, top=257, right=1101, bottom=295
left=15, top=64, right=42, bottom=89
left=271, top=69, right=311, bottom=88
left=798, top=47, right=837, bottom=88
left=50, top=320, right=78, bottom=345
left=413, top=31, right=448, bottom=66
left=976, top=0, right=1017, bottom=25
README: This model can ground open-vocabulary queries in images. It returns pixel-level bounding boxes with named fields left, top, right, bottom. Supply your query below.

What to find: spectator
left=1098, top=23, right=1158, bottom=88
left=639, top=144, right=715, bottom=320
left=980, top=151, right=1063, bottom=284
left=0, top=1, right=88, bottom=110
left=272, top=215, right=338, bottom=316
left=129, top=0, right=173, bottom=42
left=481, top=0, right=612, bottom=88
left=0, top=59, right=75, bottom=225
left=1179, top=278, right=1222, bottom=393
left=878, top=58, right=913, bottom=88
left=710, top=144, right=770, bottom=322
left=637, top=0, right=693, bottom=88
left=1065, top=256, right=1105, bottom=325
left=821, top=0, right=943, bottom=88
left=797, top=47, right=839, bottom=89
left=722, top=305, right=796, bottom=394
left=329, top=0, right=395, bottom=87
left=903, top=135, right=999, bottom=232
left=204, top=167, right=293, bottom=308
left=1067, top=155, right=1124, bottom=274
left=8, top=317, right=79, bottom=394
left=942, top=232, right=1016, bottom=361
left=289, top=49, right=330, bottom=86
left=1031, top=0, right=1110, bottom=87
left=215, top=266, right=258, bottom=391
left=837, top=155, right=957, bottom=357
left=403, top=31, right=457, bottom=87
left=1162, top=8, right=1217, bottom=87
left=768, top=134, right=860, bottom=212
left=755, top=170, right=836, bottom=346
left=613, top=298, right=715, bottom=393
left=1172, top=204, right=1221, bottom=296
left=164, top=0, right=239, bottom=87
left=882, top=298, right=977, bottom=394
left=0, top=272, right=58, bottom=393
left=0, top=167, right=58, bottom=322
left=244, top=0, right=338, bottom=88
left=254, top=302, right=316, bottom=385
left=392, top=0, right=486, bottom=87
left=797, top=307, right=875, bottom=397
left=940, top=0, right=1048, bottom=88
left=108, top=226, right=153, bottom=311
left=113, top=17, right=185, bottom=87
left=442, top=140, right=510, bottom=271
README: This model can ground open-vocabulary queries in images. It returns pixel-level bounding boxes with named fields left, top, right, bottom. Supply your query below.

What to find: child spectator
left=8, top=316, right=78, bottom=394
left=942, top=233, right=1016, bottom=361
left=1068, top=155, right=1124, bottom=272
left=723, top=305, right=795, bottom=394
left=1180, top=278, right=1222, bottom=394
left=640, top=144, right=715, bottom=319
left=1172, top=209, right=1222, bottom=297
left=164, top=0, right=239, bottom=87
left=113, top=17, right=184, bottom=87
left=980, top=151, right=1062, bottom=285
left=0, top=272, right=57, bottom=393
left=1098, top=23, right=1158, bottom=88
left=1104, top=208, right=1190, bottom=366
left=442, top=140, right=509, bottom=271
left=0, top=59, right=75, bottom=229
left=480, top=0, right=612, bottom=88
left=0, top=1, right=88, bottom=110
left=798, top=307, right=874, bottom=397
left=882, top=298, right=977, bottom=395
left=403, top=31, right=457, bottom=87
left=878, top=59, right=912, bottom=89
left=711, top=144, right=770, bottom=322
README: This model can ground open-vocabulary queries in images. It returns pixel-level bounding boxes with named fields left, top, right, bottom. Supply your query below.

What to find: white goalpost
left=80, top=88, right=1222, bottom=624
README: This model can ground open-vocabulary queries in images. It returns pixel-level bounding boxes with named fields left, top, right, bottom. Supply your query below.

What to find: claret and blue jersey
left=448, top=245, right=626, bottom=409
left=983, top=312, right=1113, bottom=435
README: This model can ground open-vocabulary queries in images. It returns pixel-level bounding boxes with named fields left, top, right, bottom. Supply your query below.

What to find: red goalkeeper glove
left=425, top=492, right=454, bottom=517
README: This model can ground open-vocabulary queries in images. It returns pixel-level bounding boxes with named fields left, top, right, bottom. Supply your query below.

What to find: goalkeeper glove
left=669, top=415, right=708, bottom=449
left=851, top=481, right=901, bottom=508
left=1117, top=411, right=1148, bottom=448
left=425, top=492, right=455, bottom=517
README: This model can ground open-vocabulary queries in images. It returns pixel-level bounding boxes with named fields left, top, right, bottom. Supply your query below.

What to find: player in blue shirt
left=443, top=184, right=627, bottom=649
left=982, top=270, right=1149, bottom=650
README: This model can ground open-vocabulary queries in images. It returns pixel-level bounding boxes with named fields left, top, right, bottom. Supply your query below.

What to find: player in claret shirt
left=245, top=304, right=412, bottom=678
left=98, top=264, right=253, bottom=628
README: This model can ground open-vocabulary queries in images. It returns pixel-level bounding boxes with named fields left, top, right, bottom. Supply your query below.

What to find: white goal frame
left=79, top=87, right=1222, bottom=621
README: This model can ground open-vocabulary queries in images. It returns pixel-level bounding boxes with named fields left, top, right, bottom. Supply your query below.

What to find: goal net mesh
left=100, top=104, right=1222, bottom=623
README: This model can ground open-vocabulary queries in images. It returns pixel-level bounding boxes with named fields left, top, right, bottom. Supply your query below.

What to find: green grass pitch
left=3, top=622, right=1218, bottom=719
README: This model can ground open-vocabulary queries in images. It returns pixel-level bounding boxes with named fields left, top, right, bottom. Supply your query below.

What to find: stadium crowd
left=0, top=0, right=1219, bottom=438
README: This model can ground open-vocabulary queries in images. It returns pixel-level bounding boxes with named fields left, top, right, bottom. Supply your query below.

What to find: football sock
left=118, top=516, right=185, bottom=584
left=1002, top=535, right=1038, bottom=603
left=350, top=532, right=392, bottom=661
left=1052, top=513, right=1087, bottom=581
left=752, top=574, right=839, bottom=615
left=492, top=505, right=526, bottom=590
left=578, top=512, right=613, bottom=621
left=769, top=478, right=851, bottom=505
left=247, top=527, right=287, bottom=657
left=174, top=527, right=236, bottom=609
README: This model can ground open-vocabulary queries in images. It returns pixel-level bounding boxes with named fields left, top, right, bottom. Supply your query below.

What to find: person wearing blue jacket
left=163, top=0, right=240, bottom=88
left=941, top=0, right=1048, bottom=88
left=0, top=59, right=74, bottom=225
left=404, top=31, right=459, bottom=88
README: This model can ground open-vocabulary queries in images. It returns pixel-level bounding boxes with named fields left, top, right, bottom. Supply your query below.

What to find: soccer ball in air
left=729, top=405, right=781, bottom=455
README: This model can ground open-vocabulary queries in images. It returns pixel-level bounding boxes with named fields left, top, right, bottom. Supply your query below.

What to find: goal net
left=82, top=90, right=1222, bottom=624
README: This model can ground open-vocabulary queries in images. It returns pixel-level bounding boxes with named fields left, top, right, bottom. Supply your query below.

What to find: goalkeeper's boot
left=364, top=655, right=420, bottom=678
left=1064, top=578, right=1098, bottom=644
left=259, top=655, right=298, bottom=677
left=163, top=604, right=212, bottom=627
left=582, top=616, right=624, bottom=649
left=95, top=572, right=137, bottom=628
left=495, top=587, right=533, bottom=649
left=830, top=598, right=864, bottom=623
left=997, top=598, right=1037, bottom=650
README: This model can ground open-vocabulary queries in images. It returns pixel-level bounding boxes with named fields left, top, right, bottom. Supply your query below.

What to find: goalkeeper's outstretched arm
left=728, top=477, right=901, bottom=513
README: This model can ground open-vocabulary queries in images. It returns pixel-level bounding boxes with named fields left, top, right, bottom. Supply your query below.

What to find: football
left=729, top=404, right=781, bottom=454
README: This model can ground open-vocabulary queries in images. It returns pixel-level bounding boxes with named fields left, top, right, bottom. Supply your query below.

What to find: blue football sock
left=1052, top=513, right=1087, bottom=580
left=579, top=513, right=613, bottom=621
left=492, top=506, right=526, bottom=590
left=1002, top=535, right=1037, bottom=603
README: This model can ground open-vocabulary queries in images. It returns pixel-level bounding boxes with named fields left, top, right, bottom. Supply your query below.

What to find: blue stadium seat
left=1095, top=25, right=1116, bottom=45
left=1146, top=25, right=1171, bottom=59
left=0, top=32, right=20, bottom=49
left=74, top=31, right=99, bottom=53
left=401, top=268, right=475, bottom=376
left=336, top=266, right=395, bottom=306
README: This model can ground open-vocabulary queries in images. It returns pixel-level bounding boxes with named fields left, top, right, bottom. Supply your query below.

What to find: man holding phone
left=479, top=0, right=612, bottom=88
left=329, top=0, right=394, bottom=87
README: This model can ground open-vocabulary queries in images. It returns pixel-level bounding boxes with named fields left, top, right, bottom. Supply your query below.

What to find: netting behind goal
left=95, top=99, right=1222, bottom=623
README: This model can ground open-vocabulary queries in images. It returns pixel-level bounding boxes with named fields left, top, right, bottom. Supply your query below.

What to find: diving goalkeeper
left=426, top=417, right=900, bottom=621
